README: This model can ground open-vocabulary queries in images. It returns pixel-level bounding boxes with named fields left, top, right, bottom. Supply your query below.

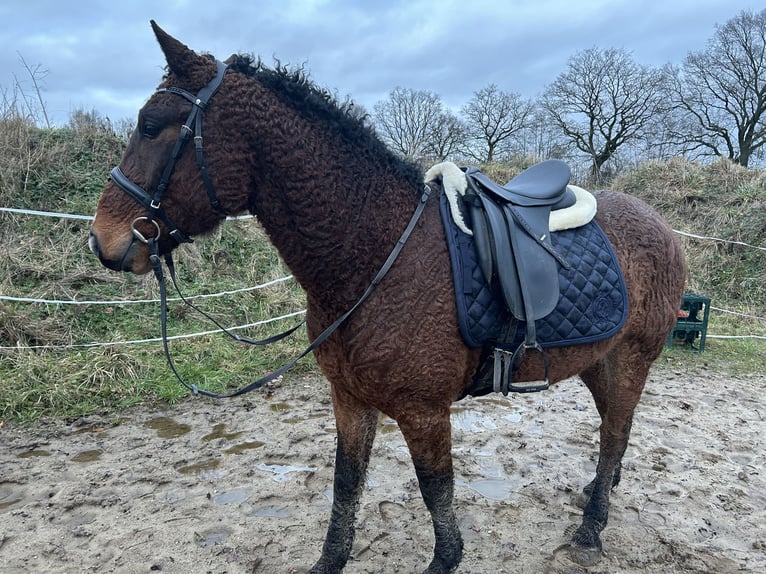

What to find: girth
left=462, top=160, right=574, bottom=394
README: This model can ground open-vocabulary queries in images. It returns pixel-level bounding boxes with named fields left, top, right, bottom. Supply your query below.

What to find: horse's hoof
left=422, top=555, right=461, bottom=573
left=422, top=563, right=453, bottom=574
left=307, top=559, right=342, bottom=574
left=568, top=544, right=602, bottom=567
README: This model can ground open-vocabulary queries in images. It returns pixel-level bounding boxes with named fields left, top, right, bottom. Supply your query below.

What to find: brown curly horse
left=88, top=21, right=686, bottom=574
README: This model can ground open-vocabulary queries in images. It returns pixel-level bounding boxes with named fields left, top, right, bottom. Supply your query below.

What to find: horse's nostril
left=88, top=232, right=100, bottom=257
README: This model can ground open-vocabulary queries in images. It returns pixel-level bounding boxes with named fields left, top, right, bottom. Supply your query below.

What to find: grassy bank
left=1, top=117, right=764, bottom=424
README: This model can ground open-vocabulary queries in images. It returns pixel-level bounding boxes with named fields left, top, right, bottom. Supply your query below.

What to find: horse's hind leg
left=570, top=356, right=650, bottom=566
left=397, top=408, right=463, bottom=574
left=309, top=387, right=379, bottom=574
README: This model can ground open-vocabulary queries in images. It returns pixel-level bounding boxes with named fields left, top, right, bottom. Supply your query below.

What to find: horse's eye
left=142, top=122, right=161, bottom=139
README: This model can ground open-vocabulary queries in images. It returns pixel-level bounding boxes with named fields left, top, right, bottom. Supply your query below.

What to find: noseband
left=109, top=59, right=229, bottom=245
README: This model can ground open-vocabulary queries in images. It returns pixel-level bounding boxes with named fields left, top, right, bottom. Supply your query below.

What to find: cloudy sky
left=1, top=1, right=761, bottom=126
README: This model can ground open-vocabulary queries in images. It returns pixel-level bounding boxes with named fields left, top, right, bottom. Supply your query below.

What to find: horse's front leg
left=309, top=388, right=379, bottom=574
left=398, top=408, right=463, bottom=574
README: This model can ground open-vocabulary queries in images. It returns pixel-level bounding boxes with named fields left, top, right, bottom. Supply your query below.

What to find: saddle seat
left=467, top=159, right=575, bottom=208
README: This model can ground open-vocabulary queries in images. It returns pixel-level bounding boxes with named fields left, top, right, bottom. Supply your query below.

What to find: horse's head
left=89, top=21, right=248, bottom=275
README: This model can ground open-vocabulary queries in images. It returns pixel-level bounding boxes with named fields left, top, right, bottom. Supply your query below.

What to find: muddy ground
left=1, top=359, right=764, bottom=573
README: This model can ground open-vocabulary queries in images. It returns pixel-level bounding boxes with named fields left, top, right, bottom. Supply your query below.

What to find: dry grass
left=612, top=158, right=766, bottom=312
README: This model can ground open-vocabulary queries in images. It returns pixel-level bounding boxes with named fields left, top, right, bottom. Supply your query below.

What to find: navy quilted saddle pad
left=439, top=193, right=628, bottom=349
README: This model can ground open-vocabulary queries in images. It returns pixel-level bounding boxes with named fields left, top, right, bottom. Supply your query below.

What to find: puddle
left=257, top=462, right=317, bottom=482
left=476, top=458, right=504, bottom=479
left=280, top=416, right=303, bottom=424
left=212, top=488, right=251, bottom=505
left=176, top=459, right=222, bottom=475
left=460, top=478, right=520, bottom=500
left=201, top=423, right=244, bottom=442
left=73, top=425, right=106, bottom=434
left=195, top=527, right=232, bottom=547
left=0, top=497, right=22, bottom=510
left=223, top=441, right=265, bottom=455
left=165, top=490, right=187, bottom=504
left=72, top=449, right=103, bottom=463
left=504, top=412, right=523, bottom=423
left=269, top=402, right=292, bottom=413
left=251, top=505, right=290, bottom=518
left=17, top=449, right=51, bottom=459
left=451, top=408, right=498, bottom=432
left=378, top=416, right=399, bottom=434
left=144, top=416, right=191, bottom=439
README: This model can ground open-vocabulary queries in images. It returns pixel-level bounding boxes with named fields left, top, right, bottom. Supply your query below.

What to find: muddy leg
left=571, top=361, right=647, bottom=566
left=309, top=391, right=378, bottom=574
left=579, top=363, right=622, bottom=503
left=398, top=409, right=463, bottom=574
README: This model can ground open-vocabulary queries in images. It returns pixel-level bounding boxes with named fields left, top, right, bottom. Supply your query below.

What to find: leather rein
left=109, top=60, right=433, bottom=398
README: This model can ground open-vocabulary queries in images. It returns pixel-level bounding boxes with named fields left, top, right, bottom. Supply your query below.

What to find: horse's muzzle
left=88, top=231, right=148, bottom=274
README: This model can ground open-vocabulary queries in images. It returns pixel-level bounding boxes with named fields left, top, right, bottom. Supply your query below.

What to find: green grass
left=0, top=203, right=313, bottom=423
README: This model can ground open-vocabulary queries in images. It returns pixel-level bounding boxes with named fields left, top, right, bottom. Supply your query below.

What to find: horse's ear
left=150, top=20, right=206, bottom=79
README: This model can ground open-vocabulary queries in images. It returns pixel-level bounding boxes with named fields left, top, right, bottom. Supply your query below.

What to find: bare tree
left=516, top=104, right=572, bottom=162
left=461, top=84, right=533, bottom=163
left=671, top=9, right=766, bottom=167
left=424, top=110, right=465, bottom=161
left=373, top=87, right=448, bottom=160
left=542, top=47, right=671, bottom=183
left=13, top=53, right=51, bottom=128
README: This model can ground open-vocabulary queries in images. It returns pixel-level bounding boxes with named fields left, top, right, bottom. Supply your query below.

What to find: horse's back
left=593, top=189, right=685, bottom=339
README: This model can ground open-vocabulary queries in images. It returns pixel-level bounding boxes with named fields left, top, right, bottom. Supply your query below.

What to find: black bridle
left=108, top=60, right=434, bottom=398
left=110, top=59, right=229, bottom=245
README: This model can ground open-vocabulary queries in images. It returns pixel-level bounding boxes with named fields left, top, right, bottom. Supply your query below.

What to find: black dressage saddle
left=462, top=160, right=576, bottom=393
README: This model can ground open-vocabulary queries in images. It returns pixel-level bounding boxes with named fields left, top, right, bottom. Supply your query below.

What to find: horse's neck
left=253, top=155, right=418, bottom=313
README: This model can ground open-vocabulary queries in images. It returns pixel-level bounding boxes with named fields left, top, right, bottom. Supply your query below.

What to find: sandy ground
left=1, top=359, right=764, bottom=574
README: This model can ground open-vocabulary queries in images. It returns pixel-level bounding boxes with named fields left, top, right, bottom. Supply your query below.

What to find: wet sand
left=1, top=361, right=764, bottom=573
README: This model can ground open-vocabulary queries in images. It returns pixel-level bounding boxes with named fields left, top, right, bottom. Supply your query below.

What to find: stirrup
left=492, top=344, right=550, bottom=395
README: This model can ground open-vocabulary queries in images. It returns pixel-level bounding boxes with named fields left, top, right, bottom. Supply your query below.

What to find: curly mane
left=226, top=54, right=423, bottom=187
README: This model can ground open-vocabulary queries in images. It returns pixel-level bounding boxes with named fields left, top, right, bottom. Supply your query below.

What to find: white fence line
left=0, top=206, right=253, bottom=221
left=673, top=229, right=766, bottom=252
left=1, top=205, right=764, bottom=350
left=0, top=275, right=294, bottom=305
left=3, top=205, right=763, bottom=250
left=707, top=334, right=766, bottom=340
left=0, top=310, right=306, bottom=351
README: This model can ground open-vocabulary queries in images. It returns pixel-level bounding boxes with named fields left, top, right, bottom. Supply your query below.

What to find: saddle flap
left=504, top=204, right=560, bottom=320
